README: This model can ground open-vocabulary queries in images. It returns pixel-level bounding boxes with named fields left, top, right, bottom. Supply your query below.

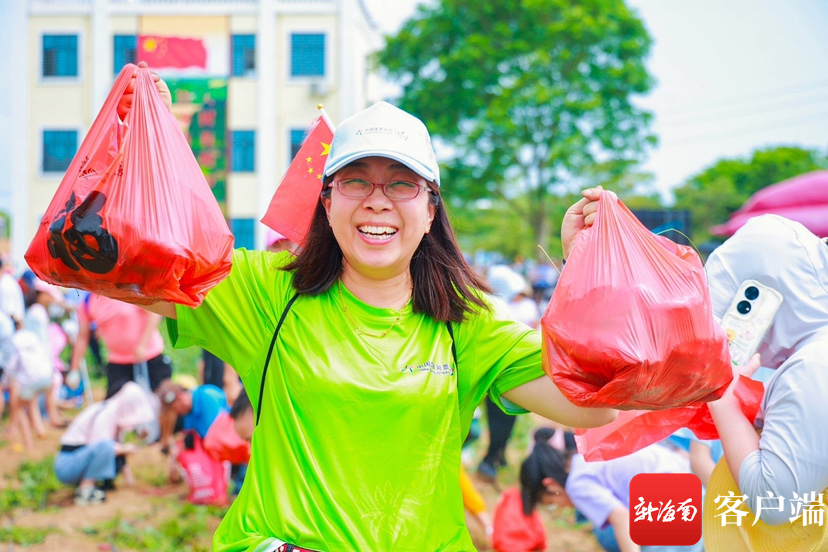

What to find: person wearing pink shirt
left=67, top=294, right=172, bottom=399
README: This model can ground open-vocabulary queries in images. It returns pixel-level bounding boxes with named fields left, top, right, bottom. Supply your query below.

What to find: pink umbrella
left=710, top=170, right=828, bottom=238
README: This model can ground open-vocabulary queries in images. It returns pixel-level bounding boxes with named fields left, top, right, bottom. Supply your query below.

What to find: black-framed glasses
left=331, top=178, right=429, bottom=201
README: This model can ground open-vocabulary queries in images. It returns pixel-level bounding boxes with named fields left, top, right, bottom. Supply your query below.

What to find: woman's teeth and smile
left=358, top=225, right=398, bottom=239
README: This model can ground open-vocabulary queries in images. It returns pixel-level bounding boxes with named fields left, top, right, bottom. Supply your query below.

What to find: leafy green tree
left=579, top=159, right=661, bottom=205
left=673, top=146, right=828, bottom=243
left=449, top=195, right=564, bottom=263
left=377, top=0, right=656, bottom=258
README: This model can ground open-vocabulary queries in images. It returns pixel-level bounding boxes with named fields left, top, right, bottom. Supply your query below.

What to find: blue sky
left=364, top=0, right=828, bottom=202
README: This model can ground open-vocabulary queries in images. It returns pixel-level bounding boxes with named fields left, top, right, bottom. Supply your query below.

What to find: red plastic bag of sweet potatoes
left=541, top=190, right=732, bottom=410
left=25, top=64, right=233, bottom=307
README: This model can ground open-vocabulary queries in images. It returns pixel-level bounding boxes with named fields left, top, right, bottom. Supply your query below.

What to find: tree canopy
left=376, top=0, right=656, bottom=257
left=673, top=145, right=828, bottom=243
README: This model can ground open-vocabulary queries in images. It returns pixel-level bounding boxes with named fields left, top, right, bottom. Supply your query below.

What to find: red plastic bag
left=575, top=376, right=765, bottom=461
left=203, top=411, right=250, bottom=465
left=24, top=64, right=233, bottom=306
left=178, top=431, right=229, bottom=506
left=542, top=191, right=732, bottom=410
left=491, top=487, right=546, bottom=552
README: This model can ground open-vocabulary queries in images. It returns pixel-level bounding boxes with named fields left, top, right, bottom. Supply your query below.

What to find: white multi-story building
left=3, top=0, right=384, bottom=262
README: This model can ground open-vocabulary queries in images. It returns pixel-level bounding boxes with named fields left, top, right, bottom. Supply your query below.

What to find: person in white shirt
left=5, top=328, right=54, bottom=453
left=0, top=314, right=15, bottom=421
left=508, top=283, right=542, bottom=330
left=0, top=257, right=25, bottom=326
left=54, top=381, right=156, bottom=505
left=24, top=279, right=69, bottom=428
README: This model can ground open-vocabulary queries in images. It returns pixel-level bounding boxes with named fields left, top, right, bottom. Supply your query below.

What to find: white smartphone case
left=717, top=279, right=783, bottom=367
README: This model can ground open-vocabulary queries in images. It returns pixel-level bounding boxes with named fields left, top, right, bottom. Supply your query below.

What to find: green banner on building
left=167, top=78, right=228, bottom=214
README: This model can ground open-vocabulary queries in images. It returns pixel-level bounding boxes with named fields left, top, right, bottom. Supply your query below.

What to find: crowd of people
left=1, top=64, right=826, bottom=552
left=0, top=253, right=257, bottom=507
left=0, top=257, right=73, bottom=454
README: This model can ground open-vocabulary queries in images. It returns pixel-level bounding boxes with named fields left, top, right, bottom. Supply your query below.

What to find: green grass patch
left=0, top=456, right=62, bottom=514
left=132, top=461, right=171, bottom=488
left=85, top=502, right=226, bottom=552
left=0, top=524, right=57, bottom=545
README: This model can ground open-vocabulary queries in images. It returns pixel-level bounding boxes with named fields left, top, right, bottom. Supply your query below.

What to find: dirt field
left=0, top=413, right=602, bottom=551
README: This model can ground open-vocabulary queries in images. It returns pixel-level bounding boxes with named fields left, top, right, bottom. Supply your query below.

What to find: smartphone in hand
left=717, top=280, right=783, bottom=367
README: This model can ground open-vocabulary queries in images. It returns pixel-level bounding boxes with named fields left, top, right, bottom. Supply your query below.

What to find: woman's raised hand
left=117, top=61, right=172, bottom=121
left=561, top=186, right=603, bottom=260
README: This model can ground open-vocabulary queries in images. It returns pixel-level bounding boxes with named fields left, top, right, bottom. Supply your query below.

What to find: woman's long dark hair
left=519, top=429, right=570, bottom=516
left=286, top=181, right=491, bottom=323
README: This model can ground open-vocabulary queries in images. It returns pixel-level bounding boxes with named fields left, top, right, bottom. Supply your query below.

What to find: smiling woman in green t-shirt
left=126, top=69, right=615, bottom=552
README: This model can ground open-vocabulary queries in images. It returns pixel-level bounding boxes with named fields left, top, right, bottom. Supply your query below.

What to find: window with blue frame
left=43, top=130, right=78, bottom=172
left=43, top=34, right=79, bottom=78
left=232, top=34, right=256, bottom=77
left=231, top=218, right=255, bottom=250
left=113, top=35, right=137, bottom=74
left=290, top=129, right=307, bottom=160
left=290, top=33, right=325, bottom=77
left=231, top=130, right=256, bottom=172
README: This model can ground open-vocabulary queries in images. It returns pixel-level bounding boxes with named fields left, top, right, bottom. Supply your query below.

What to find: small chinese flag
left=261, top=111, right=335, bottom=248
left=137, top=36, right=207, bottom=70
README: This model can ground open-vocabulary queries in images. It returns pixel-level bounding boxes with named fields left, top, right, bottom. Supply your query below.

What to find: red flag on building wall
left=138, top=36, right=207, bottom=70
left=261, top=111, right=335, bottom=248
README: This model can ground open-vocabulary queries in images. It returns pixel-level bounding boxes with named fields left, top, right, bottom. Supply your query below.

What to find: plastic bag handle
left=123, top=64, right=171, bottom=128
left=594, top=189, right=652, bottom=242
left=592, top=189, right=696, bottom=273
left=95, top=63, right=139, bottom=127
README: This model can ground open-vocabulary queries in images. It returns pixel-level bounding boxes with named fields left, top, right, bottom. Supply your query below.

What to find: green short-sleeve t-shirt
left=168, top=249, right=544, bottom=551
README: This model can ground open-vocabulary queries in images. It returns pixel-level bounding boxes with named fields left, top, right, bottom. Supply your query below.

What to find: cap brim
left=703, top=458, right=828, bottom=551
left=324, top=150, right=437, bottom=184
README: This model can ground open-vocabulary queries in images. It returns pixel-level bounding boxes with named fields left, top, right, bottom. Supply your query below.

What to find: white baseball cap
left=323, top=101, right=441, bottom=186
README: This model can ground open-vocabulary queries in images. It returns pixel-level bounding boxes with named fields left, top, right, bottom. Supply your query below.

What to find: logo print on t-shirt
left=401, top=360, right=454, bottom=376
